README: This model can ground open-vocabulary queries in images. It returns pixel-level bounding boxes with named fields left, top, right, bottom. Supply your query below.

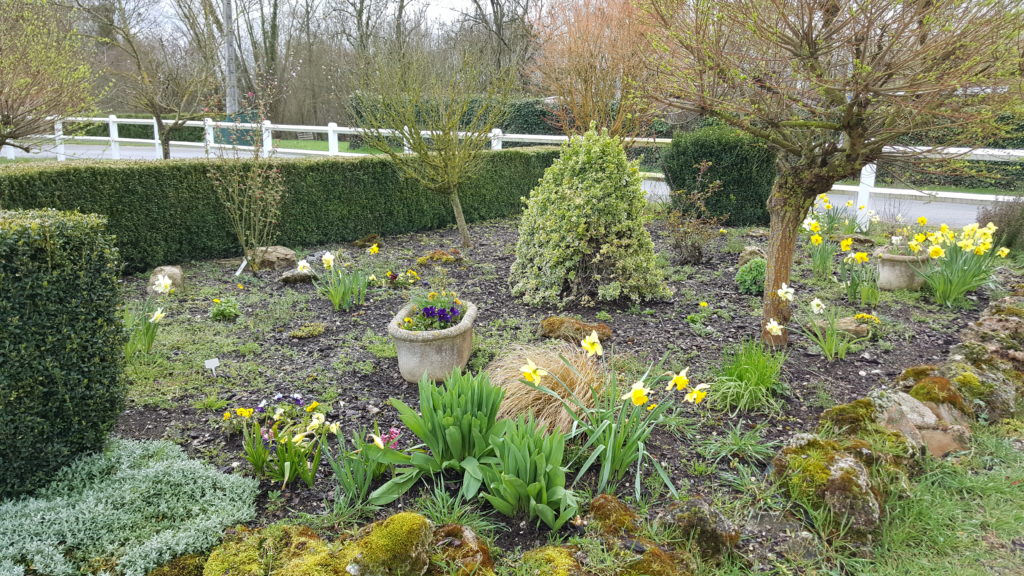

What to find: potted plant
left=388, top=291, right=477, bottom=383
left=875, top=232, right=931, bottom=291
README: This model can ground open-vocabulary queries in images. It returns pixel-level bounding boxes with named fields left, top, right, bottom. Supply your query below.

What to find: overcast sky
left=424, top=0, right=474, bottom=22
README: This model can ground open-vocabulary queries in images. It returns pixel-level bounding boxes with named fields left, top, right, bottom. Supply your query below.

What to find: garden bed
left=114, top=217, right=1014, bottom=555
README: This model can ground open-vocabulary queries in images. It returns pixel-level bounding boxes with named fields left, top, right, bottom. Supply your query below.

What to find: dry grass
left=486, top=342, right=604, bottom=434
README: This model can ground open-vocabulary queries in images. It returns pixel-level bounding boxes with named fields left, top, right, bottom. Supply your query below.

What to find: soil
left=113, top=218, right=1009, bottom=555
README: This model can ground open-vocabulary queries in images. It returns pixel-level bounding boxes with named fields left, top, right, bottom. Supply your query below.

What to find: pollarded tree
left=645, top=0, right=1021, bottom=346
left=0, top=0, right=95, bottom=152
left=510, top=128, right=671, bottom=306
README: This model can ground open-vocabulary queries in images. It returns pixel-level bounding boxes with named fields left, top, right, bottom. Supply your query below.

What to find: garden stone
left=738, top=246, right=767, bottom=267
left=821, top=455, right=880, bottom=535
left=918, top=428, right=968, bottom=458
left=148, top=265, right=183, bottom=293
left=279, top=268, right=316, bottom=284
left=587, top=494, right=639, bottom=535
left=872, top=390, right=938, bottom=429
left=657, top=497, right=739, bottom=559
left=430, top=524, right=493, bottom=576
left=338, top=512, right=433, bottom=576
left=924, top=401, right=972, bottom=428
left=814, top=316, right=870, bottom=339
left=248, top=246, right=296, bottom=272
left=829, top=233, right=876, bottom=247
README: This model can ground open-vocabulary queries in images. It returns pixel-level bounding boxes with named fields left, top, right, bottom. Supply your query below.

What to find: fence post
left=3, top=144, right=14, bottom=160
left=327, top=122, right=338, bottom=155
left=490, top=128, right=503, bottom=150
left=402, top=126, right=412, bottom=154
left=151, top=119, right=162, bottom=157
left=856, top=163, right=876, bottom=230
left=108, top=115, right=120, bottom=160
left=203, top=118, right=214, bottom=157
left=261, top=120, right=273, bottom=158
left=54, top=121, right=65, bottom=162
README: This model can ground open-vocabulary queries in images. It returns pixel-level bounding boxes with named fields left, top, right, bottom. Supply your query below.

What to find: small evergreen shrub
left=510, top=129, right=671, bottom=306
left=0, top=439, right=257, bottom=576
left=735, top=257, right=767, bottom=296
left=0, top=209, right=126, bottom=497
left=662, top=126, right=776, bottom=226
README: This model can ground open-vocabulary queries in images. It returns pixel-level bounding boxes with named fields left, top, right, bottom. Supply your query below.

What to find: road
left=8, top=142, right=1007, bottom=229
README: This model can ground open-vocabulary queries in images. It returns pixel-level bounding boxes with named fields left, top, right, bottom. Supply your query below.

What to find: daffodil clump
left=810, top=193, right=865, bottom=235
left=768, top=286, right=876, bottom=361
left=227, top=393, right=336, bottom=489
left=518, top=331, right=707, bottom=499
left=125, top=273, right=174, bottom=358
left=401, top=290, right=466, bottom=331
left=802, top=216, right=839, bottom=280
left=838, top=246, right=879, bottom=306
left=315, top=250, right=371, bottom=312
left=912, top=221, right=1011, bottom=306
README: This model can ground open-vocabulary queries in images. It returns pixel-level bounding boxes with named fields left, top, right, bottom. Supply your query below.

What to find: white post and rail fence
left=3, top=115, right=1022, bottom=215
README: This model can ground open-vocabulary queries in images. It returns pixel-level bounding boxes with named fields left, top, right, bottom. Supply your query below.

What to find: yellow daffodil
left=823, top=203, right=833, bottom=210
left=840, top=238, right=853, bottom=251
left=917, top=216, right=928, bottom=227
left=666, top=368, right=690, bottom=391
left=908, top=240, right=922, bottom=253
left=305, top=401, right=320, bottom=413
left=817, top=193, right=830, bottom=202
left=939, top=223, right=949, bottom=233
left=776, top=283, right=795, bottom=302
left=236, top=408, right=254, bottom=418
left=997, top=247, right=1010, bottom=258
left=307, top=420, right=320, bottom=432
left=845, top=200, right=854, bottom=207
left=765, top=319, right=783, bottom=336
left=809, top=221, right=822, bottom=233
left=521, top=359, right=548, bottom=384
left=957, top=238, right=975, bottom=252
left=621, top=381, right=652, bottom=406
left=297, top=260, right=311, bottom=273
left=974, top=243, right=991, bottom=256
left=369, top=274, right=377, bottom=282
left=291, top=432, right=311, bottom=444
left=149, top=308, right=166, bottom=323
left=810, top=234, right=823, bottom=246
left=222, top=411, right=232, bottom=421
left=684, top=384, right=710, bottom=404
left=581, top=331, right=603, bottom=357
left=928, top=245, right=945, bottom=259
left=914, top=233, right=926, bottom=243
left=322, top=251, right=335, bottom=269
left=368, top=244, right=379, bottom=255
left=699, top=301, right=709, bottom=308
left=369, top=434, right=385, bottom=449
left=858, top=205, right=866, bottom=210
left=853, top=252, right=869, bottom=264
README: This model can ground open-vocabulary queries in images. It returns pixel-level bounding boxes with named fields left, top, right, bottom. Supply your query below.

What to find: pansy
left=367, top=244, right=379, bottom=255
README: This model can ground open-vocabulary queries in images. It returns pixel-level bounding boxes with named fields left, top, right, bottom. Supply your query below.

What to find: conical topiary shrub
left=510, top=128, right=670, bottom=306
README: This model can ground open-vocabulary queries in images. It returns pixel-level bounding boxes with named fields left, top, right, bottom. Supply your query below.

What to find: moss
left=587, top=494, right=639, bottom=535
left=289, top=322, right=326, bottom=339
left=352, top=234, right=382, bottom=248
left=819, top=398, right=876, bottom=433
left=990, top=301, right=1024, bottom=319
left=204, top=524, right=324, bottom=576
left=416, top=249, right=462, bottom=266
left=336, top=512, right=433, bottom=576
left=898, top=365, right=937, bottom=384
left=427, top=524, right=494, bottom=576
left=621, top=546, right=688, bottom=576
left=520, top=546, right=581, bottom=576
left=953, top=371, right=994, bottom=399
left=539, top=316, right=613, bottom=344
left=275, top=542, right=346, bottom=576
left=772, top=437, right=844, bottom=507
left=147, top=555, right=207, bottom=576
left=910, top=376, right=971, bottom=415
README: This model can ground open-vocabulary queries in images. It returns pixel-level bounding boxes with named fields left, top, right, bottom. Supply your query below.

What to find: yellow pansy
left=368, top=244, right=379, bottom=255
left=222, top=411, right=232, bottom=421
left=305, top=401, right=320, bottom=413
left=581, top=331, right=603, bottom=357
left=235, top=408, right=254, bottom=418
left=647, top=403, right=658, bottom=411
left=699, top=301, right=709, bottom=307
left=917, top=216, right=928, bottom=227
left=520, top=359, right=549, bottom=384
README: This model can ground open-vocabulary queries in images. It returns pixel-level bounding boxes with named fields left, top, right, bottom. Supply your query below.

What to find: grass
left=273, top=138, right=390, bottom=155
left=708, top=339, right=788, bottom=413
left=698, top=421, right=777, bottom=466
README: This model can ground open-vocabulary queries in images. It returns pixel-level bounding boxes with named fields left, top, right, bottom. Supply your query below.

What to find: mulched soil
left=113, top=217, right=1009, bottom=555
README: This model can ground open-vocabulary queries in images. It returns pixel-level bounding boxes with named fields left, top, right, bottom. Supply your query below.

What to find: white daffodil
left=297, top=260, right=311, bottom=273
left=810, top=298, right=826, bottom=315
left=766, top=319, right=783, bottom=336
left=152, top=274, right=173, bottom=295
left=322, top=251, right=335, bottom=270
left=776, top=283, right=795, bottom=302
left=149, top=308, right=166, bottom=323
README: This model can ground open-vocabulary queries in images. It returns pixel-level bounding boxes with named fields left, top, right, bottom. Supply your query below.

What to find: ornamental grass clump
left=798, top=298, right=869, bottom=361
left=510, top=128, right=670, bottom=306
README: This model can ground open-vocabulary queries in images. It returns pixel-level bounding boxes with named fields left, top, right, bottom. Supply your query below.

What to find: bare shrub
left=978, top=194, right=1024, bottom=251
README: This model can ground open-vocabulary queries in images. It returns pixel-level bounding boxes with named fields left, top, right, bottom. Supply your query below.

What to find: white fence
left=4, top=115, right=1023, bottom=212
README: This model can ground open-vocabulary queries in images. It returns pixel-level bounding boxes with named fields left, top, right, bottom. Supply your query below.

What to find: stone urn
left=875, top=247, right=930, bottom=291
left=388, top=300, right=477, bottom=383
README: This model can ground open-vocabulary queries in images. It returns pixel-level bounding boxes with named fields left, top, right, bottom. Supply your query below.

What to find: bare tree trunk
left=761, top=171, right=818, bottom=347
left=449, top=187, right=471, bottom=249
left=154, top=117, right=172, bottom=159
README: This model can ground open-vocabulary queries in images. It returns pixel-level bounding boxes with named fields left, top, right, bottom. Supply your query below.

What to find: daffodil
left=328, top=422, right=340, bottom=434
left=368, top=244, right=379, bottom=255
left=684, top=384, right=710, bottom=404
left=149, top=308, right=166, bottom=323
left=997, top=247, right=1010, bottom=258
left=699, top=301, right=709, bottom=308
left=802, top=218, right=818, bottom=232
left=858, top=205, right=866, bottom=210
left=297, top=260, right=311, bottom=273
left=765, top=319, right=783, bottom=336
left=914, top=233, right=926, bottom=243
left=810, top=298, right=825, bottom=314
left=305, top=401, right=320, bottom=413
left=809, top=234, right=823, bottom=246
left=853, top=252, right=869, bottom=264
left=581, top=331, right=603, bottom=357
left=840, top=238, right=853, bottom=252
left=908, top=240, right=921, bottom=253
left=928, top=245, right=945, bottom=259
left=776, top=283, right=795, bottom=302
left=152, top=274, right=173, bottom=295
left=322, top=251, right=335, bottom=270
left=823, top=203, right=833, bottom=211
left=845, top=200, right=854, bottom=207
left=666, top=368, right=690, bottom=391
left=621, top=381, right=652, bottom=406
left=521, top=359, right=548, bottom=384
left=917, top=216, right=928, bottom=227
left=369, top=434, right=385, bottom=449
left=808, top=221, right=822, bottom=233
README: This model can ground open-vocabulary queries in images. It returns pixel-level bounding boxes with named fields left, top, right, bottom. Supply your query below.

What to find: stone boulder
left=279, top=268, right=316, bottom=284
left=538, top=317, right=613, bottom=344
left=520, top=547, right=583, bottom=576
left=428, top=524, right=493, bottom=576
left=656, top=497, right=739, bottom=559
left=337, top=512, right=433, bottom=576
left=738, top=246, right=767, bottom=267
left=586, top=494, right=639, bottom=535
left=148, top=265, right=183, bottom=294
left=870, top=389, right=971, bottom=458
left=814, top=316, right=871, bottom=339
left=249, top=246, right=296, bottom=272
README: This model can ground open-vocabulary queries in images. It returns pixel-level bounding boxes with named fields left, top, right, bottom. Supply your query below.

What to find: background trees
left=646, top=0, right=1022, bottom=345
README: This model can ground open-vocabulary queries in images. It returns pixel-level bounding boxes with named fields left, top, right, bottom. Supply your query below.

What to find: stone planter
left=388, top=300, right=477, bottom=383
left=875, top=248, right=930, bottom=291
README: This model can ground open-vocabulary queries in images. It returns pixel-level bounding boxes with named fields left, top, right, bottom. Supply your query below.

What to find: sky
left=424, top=0, right=475, bottom=22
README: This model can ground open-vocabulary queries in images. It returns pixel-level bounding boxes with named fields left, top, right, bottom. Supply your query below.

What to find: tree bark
left=761, top=170, right=822, bottom=347
left=449, top=187, right=471, bottom=249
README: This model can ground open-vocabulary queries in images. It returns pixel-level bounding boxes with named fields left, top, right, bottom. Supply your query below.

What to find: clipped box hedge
left=0, top=209, right=126, bottom=497
left=0, top=147, right=559, bottom=271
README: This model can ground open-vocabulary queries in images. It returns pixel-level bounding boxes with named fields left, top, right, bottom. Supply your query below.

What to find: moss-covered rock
left=290, top=322, right=326, bottom=339
left=416, top=249, right=462, bottom=266
left=656, top=497, right=738, bottom=559
left=520, top=546, right=582, bottom=576
left=539, top=316, right=613, bottom=344
left=204, top=524, right=326, bottom=576
left=587, top=494, right=639, bottom=536
left=909, top=377, right=971, bottom=415
left=336, top=512, right=433, bottom=576
left=771, top=435, right=880, bottom=537
left=620, top=545, right=690, bottom=576
left=897, top=365, right=938, bottom=385
left=819, top=398, right=876, bottom=433
left=427, top=524, right=493, bottom=576
left=147, top=555, right=207, bottom=576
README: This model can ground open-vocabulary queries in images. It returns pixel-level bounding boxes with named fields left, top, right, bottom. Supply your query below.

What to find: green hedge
left=0, top=209, right=126, bottom=498
left=0, top=147, right=559, bottom=272
left=662, top=126, right=777, bottom=226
